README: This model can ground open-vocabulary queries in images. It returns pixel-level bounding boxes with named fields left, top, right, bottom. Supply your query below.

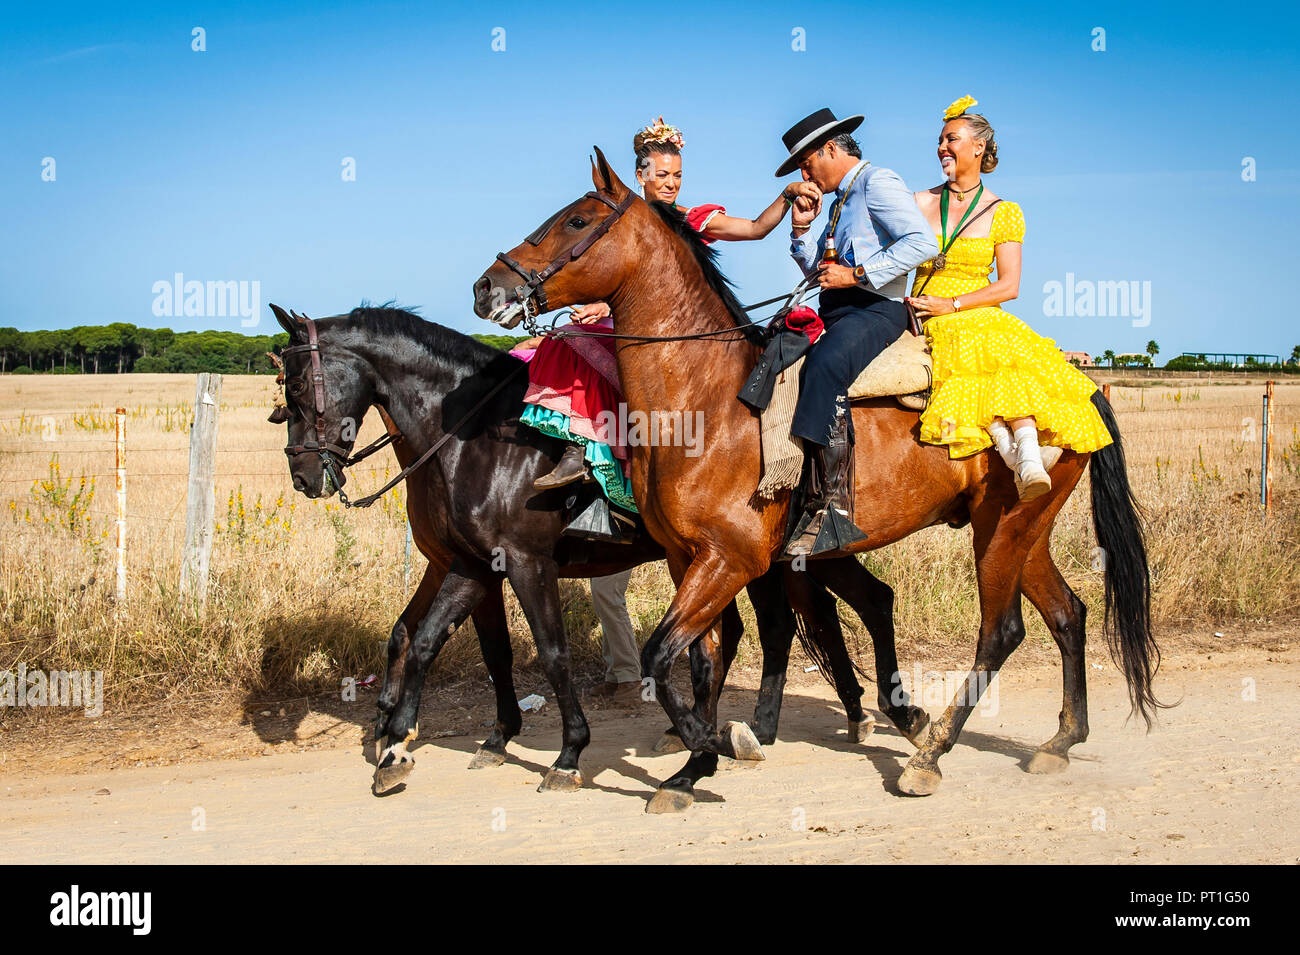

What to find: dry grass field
left=2, top=372, right=1298, bottom=714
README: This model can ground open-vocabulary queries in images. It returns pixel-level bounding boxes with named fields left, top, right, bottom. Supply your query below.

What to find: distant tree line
left=0, top=326, right=532, bottom=376
left=0, top=325, right=290, bottom=375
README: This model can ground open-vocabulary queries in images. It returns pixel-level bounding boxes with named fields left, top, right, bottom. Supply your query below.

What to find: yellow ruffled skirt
left=920, top=306, right=1113, bottom=459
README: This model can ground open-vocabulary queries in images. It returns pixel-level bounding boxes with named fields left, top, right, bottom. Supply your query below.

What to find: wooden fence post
left=1261, top=380, right=1274, bottom=511
left=180, top=373, right=222, bottom=608
left=115, top=407, right=127, bottom=608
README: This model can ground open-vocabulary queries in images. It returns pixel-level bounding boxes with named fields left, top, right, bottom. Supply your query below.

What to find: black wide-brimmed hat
left=774, top=108, right=865, bottom=177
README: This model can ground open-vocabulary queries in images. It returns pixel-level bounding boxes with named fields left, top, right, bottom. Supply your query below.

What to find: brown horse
left=474, top=148, right=1161, bottom=811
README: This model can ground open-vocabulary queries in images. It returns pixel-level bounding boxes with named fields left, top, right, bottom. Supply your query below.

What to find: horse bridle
left=496, top=190, right=814, bottom=344
left=279, top=310, right=400, bottom=504
left=495, top=189, right=636, bottom=324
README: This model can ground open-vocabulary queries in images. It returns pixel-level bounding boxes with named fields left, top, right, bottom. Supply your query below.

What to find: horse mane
left=646, top=201, right=765, bottom=346
left=336, top=303, right=520, bottom=375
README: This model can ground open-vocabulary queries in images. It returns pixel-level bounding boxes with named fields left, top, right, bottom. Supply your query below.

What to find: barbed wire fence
left=0, top=376, right=1292, bottom=613
left=0, top=374, right=416, bottom=613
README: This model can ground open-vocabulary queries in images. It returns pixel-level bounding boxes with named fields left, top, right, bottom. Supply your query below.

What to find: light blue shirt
left=790, top=159, right=940, bottom=301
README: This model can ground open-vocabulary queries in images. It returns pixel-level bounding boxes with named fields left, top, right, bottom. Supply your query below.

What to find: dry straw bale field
left=1, top=372, right=1298, bottom=716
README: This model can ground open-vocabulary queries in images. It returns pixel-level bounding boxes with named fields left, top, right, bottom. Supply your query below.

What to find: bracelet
left=782, top=191, right=794, bottom=206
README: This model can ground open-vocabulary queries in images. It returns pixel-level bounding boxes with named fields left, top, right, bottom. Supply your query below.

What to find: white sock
left=1013, top=424, right=1045, bottom=474
left=987, top=419, right=1017, bottom=468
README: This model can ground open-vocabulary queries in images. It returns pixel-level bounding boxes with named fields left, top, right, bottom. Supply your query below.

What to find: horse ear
left=269, top=303, right=298, bottom=337
left=591, top=146, right=629, bottom=201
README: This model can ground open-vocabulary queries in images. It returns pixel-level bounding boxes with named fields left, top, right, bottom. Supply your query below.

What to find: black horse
left=270, top=304, right=895, bottom=795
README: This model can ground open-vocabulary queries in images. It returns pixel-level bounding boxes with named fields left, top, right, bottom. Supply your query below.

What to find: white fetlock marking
left=382, top=728, right=419, bottom=767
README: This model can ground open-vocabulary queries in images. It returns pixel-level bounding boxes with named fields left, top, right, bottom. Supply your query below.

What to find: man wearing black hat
left=776, top=108, right=939, bottom=557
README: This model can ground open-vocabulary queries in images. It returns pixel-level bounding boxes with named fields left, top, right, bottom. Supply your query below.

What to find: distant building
left=1060, top=350, right=1093, bottom=367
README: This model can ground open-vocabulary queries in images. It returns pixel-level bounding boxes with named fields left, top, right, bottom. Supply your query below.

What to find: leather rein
left=279, top=309, right=526, bottom=509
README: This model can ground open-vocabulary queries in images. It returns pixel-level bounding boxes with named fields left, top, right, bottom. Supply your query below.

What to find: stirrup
left=785, top=505, right=867, bottom=558
left=562, top=494, right=627, bottom=543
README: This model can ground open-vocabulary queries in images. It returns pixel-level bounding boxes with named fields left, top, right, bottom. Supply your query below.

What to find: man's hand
left=570, top=302, right=611, bottom=324
left=815, top=262, right=859, bottom=289
left=904, top=295, right=955, bottom=318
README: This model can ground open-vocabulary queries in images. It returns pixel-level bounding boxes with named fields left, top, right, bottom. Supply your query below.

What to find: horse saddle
left=847, top=330, right=932, bottom=411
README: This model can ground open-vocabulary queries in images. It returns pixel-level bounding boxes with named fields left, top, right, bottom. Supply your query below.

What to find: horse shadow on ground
left=238, top=611, right=1064, bottom=801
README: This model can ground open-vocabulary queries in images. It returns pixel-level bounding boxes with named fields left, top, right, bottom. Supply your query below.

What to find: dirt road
left=4, top=649, right=1296, bottom=864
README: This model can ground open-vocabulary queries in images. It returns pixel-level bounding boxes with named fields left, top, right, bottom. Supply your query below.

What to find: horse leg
left=809, top=557, right=931, bottom=746
left=780, top=563, right=873, bottom=742
left=653, top=600, right=746, bottom=756
left=374, top=564, right=487, bottom=795
left=897, top=496, right=1070, bottom=796
left=507, top=554, right=590, bottom=792
left=642, top=553, right=763, bottom=813
left=1021, top=535, right=1089, bottom=774
left=746, top=566, right=794, bottom=745
left=897, top=587, right=1025, bottom=797
left=467, top=581, right=523, bottom=770
left=375, top=559, right=445, bottom=743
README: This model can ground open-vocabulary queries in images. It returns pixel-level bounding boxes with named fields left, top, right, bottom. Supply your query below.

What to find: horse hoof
left=652, top=730, right=687, bottom=755
left=848, top=715, right=877, bottom=743
left=372, top=757, right=414, bottom=796
left=646, top=786, right=694, bottom=814
left=1027, top=750, right=1070, bottom=775
left=538, top=767, right=583, bottom=793
left=467, top=747, right=507, bottom=770
left=723, top=721, right=765, bottom=761
left=897, top=761, right=942, bottom=797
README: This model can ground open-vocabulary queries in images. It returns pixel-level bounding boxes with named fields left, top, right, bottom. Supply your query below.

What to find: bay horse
left=473, top=148, right=1161, bottom=811
left=268, top=303, right=884, bottom=796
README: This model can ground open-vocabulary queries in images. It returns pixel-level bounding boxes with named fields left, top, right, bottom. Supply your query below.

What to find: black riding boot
left=534, top=442, right=590, bottom=490
left=784, top=416, right=867, bottom=558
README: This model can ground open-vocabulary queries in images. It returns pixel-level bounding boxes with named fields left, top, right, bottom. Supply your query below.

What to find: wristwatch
left=853, top=264, right=867, bottom=283
left=951, top=297, right=962, bottom=311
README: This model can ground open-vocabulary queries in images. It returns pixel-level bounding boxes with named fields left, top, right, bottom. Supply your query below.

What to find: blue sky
left=2, top=0, right=1297, bottom=360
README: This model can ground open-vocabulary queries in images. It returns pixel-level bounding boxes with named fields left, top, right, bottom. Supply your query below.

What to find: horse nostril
left=293, top=476, right=306, bottom=492
left=474, top=276, right=490, bottom=299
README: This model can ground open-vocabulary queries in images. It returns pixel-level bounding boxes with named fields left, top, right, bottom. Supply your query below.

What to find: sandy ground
left=3, top=644, right=1297, bottom=864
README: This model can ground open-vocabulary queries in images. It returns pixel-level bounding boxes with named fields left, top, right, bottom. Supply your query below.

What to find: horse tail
left=792, top=579, right=869, bottom=686
left=1088, top=390, right=1166, bottom=727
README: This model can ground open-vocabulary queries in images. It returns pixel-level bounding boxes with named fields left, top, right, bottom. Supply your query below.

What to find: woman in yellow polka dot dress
left=907, top=96, right=1112, bottom=500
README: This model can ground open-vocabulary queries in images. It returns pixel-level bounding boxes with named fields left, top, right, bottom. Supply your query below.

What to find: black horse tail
left=1089, top=391, right=1166, bottom=727
left=792, top=579, right=869, bottom=685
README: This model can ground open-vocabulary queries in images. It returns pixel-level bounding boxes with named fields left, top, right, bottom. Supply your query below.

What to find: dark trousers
left=790, top=287, right=909, bottom=446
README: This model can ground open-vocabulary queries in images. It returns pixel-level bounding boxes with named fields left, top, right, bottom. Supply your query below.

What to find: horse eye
left=568, top=216, right=587, bottom=229
left=288, top=379, right=306, bottom=396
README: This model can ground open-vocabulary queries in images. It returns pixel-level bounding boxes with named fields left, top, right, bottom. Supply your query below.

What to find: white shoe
left=1015, top=460, right=1052, bottom=500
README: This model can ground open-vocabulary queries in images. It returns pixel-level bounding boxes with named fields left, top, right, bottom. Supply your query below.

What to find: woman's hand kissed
left=790, top=188, right=822, bottom=229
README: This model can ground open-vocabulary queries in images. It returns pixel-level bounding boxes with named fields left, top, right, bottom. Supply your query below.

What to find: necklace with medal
left=934, top=181, right=984, bottom=272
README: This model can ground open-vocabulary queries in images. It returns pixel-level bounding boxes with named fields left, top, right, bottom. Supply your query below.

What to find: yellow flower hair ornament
left=944, top=95, right=978, bottom=120
left=641, top=115, right=685, bottom=149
